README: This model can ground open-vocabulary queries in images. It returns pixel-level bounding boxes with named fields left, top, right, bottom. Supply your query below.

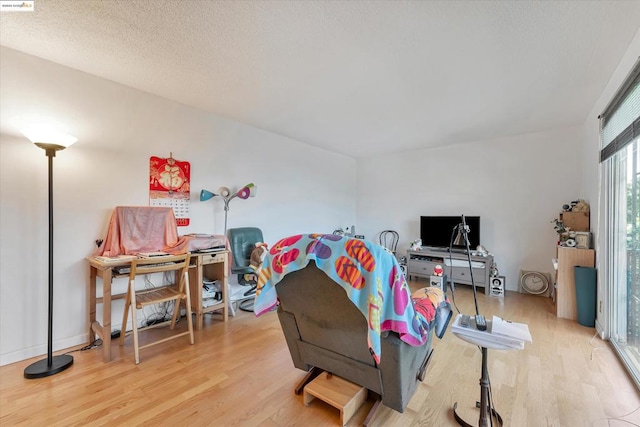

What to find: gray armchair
left=275, top=262, right=438, bottom=413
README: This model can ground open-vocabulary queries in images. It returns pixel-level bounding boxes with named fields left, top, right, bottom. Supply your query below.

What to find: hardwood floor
left=2, top=283, right=639, bottom=426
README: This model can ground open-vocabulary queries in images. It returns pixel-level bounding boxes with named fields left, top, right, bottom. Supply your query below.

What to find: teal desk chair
left=228, top=227, right=264, bottom=311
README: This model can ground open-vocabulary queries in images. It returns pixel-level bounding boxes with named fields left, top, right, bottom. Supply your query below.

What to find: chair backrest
left=228, top=227, right=264, bottom=270
left=379, top=230, right=399, bottom=255
left=276, top=264, right=374, bottom=365
left=129, top=253, right=191, bottom=290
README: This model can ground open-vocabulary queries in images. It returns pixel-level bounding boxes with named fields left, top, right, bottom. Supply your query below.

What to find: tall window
left=600, top=61, right=640, bottom=384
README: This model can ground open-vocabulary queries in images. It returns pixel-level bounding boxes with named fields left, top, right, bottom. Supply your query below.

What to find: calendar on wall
left=149, top=154, right=190, bottom=226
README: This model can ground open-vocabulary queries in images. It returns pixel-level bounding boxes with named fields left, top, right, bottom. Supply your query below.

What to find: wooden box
left=559, top=211, right=589, bottom=231
left=304, top=372, right=367, bottom=426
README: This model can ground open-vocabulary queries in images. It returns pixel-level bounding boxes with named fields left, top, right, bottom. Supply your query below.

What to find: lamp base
left=24, top=354, right=73, bottom=379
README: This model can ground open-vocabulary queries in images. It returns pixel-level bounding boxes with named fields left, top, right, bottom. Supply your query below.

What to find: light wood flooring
left=1, top=283, right=639, bottom=426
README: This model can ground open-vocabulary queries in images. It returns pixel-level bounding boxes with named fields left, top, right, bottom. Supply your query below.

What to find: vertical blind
left=600, top=58, right=640, bottom=163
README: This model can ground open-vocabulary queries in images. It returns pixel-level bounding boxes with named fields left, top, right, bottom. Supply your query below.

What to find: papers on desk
left=194, top=246, right=227, bottom=253
left=452, top=314, right=532, bottom=350
left=137, top=251, right=170, bottom=258
left=93, top=255, right=136, bottom=264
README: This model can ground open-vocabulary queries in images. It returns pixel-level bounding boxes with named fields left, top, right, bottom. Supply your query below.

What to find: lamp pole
left=23, top=141, right=75, bottom=379
left=221, top=193, right=241, bottom=236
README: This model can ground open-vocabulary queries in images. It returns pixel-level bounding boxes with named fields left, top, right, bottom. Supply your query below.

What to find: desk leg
left=89, top=266, right=97, bottom=343
left=196, top=263, right=204, bottom=330
left=222, top=266, right=228, bottom=322
left=101, top=269, right=113, bottom=363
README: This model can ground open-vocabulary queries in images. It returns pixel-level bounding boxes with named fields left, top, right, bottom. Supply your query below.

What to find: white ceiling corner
left=1, top=0, right=639, bottom=158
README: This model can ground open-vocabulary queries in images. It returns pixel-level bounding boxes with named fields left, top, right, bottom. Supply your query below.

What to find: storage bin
left=574, top=266, right=597, bottom=327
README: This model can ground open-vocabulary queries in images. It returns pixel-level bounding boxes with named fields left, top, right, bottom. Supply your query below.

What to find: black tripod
left=450, top=215, right=502, bottom=426
left=453, top=346, right=502, bottom=427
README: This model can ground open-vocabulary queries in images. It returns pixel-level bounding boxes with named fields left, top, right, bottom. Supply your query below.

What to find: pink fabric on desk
left=94, top=206, right=233, bottom=273
left=94, top=206, right=189, bottom=256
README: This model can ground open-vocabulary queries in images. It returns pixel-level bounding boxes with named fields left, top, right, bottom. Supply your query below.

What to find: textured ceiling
left=1, top=0, right=639, bottom=158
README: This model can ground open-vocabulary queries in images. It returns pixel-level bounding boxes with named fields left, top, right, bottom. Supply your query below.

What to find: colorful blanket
left=254, top=234, right=450, bottom=363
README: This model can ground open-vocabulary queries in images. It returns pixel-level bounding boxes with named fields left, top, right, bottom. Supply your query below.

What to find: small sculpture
left=433, top=264, right=443, bottom=276
left=571, top=199, right=590, bottom=212
left=490, top=262, right=499, bottom=277
left=249, top=242, right=269, bottom=272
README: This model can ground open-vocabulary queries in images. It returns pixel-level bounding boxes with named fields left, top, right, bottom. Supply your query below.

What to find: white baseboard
left=0, top=333, right=89, bottom=367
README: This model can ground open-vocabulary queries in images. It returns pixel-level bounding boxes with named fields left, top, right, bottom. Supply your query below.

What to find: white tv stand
left=407, top=247, right=493, bottom=295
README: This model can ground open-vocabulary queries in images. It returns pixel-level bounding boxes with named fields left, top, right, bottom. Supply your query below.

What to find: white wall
left=581, top=28, right=640, bottom=338
left=4, top=30, right=635, bottom=365
left=0, top=47, right=356, bottom=365
left=356, top=126, right=584, bottom=292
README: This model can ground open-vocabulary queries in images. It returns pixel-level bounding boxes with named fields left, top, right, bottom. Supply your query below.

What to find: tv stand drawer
left=451, top=267, right=487, bottom=285
left=408, top=260, right=437, bottom=276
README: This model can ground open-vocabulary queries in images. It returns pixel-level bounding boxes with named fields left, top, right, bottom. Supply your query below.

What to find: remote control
left=460, top=314, right=471, bottom=327
left=475, top=314, right=487, bottom=331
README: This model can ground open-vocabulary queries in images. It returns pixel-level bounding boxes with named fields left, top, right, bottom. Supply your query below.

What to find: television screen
left=420, top=215, right=481, bottom=249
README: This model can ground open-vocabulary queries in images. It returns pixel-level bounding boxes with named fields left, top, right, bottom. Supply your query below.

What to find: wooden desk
left=187, top=251, right=229, bottom=330
left=87, top=251, right=229, bottom=362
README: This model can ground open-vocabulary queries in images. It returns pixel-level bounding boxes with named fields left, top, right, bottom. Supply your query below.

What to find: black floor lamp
left=22, top=125, right=77, bottom=379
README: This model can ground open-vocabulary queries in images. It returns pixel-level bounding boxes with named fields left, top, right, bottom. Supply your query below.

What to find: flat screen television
left=420, top=215, right=481, bottom=250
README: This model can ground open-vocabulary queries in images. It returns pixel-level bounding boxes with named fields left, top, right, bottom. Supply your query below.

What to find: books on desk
left=113, top=265, right=131, bottom=274
left=93, top=255, right=136, bottom=264
left=113, top=260, right=178, bottom=275
left=452, top=314, right=532, bottom=350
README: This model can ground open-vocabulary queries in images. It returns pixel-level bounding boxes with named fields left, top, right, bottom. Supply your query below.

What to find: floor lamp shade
left=22, top=125, right=76, bottom=379
left=199, top=183, right=256, bottom=235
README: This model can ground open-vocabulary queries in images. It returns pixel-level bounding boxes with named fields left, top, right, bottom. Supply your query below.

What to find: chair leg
left=184, top=272, right=194, bottom=345
left=120, top=284, right=131, bottom=346
left=129, top=283, right=140, bottom=364
left=169, top=291, right=181, bottom=331
left=363, top=398, right=383, bottom=427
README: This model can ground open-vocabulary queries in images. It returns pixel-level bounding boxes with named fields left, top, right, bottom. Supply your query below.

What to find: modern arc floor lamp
left=22, top=124, right=77, bottom=379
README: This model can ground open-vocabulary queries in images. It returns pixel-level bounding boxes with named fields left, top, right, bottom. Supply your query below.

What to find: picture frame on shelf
left=575, top=231, right=591, bottom=249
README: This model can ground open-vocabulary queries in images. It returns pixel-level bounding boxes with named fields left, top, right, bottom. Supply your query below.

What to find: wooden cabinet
left=555, top=246, right=595, bottom=320
left=407, top=248, right=493, bottom=294
left=559, top=211, right=590, bottom=231
left=188, top=251, right=229, bottom=330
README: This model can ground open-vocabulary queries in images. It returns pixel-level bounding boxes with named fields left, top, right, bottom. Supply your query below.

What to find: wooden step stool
left=303, top=372, right=368, bottom=426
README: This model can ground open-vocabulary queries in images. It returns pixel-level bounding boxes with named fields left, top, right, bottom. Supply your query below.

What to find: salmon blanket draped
left=94, top=206, right=189, bottom=256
